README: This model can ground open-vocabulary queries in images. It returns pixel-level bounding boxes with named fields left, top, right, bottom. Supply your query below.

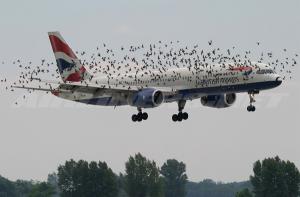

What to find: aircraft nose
left=275, top=76, right=282, bottom=86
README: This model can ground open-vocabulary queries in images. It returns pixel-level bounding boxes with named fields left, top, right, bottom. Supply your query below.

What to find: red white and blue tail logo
left=48, top=32, right=91, bottom=82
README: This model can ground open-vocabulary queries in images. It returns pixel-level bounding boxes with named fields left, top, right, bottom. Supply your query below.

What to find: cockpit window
left=256, top=69, right=274, bottom=74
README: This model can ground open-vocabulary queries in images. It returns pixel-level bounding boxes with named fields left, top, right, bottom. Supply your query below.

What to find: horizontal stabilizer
left=12, top=86, right=54, bottom=92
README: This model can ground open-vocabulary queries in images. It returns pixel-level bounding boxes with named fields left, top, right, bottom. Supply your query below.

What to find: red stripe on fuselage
left=229, top=66, right=252, bottom=71
left=49, top=35, right=77, bottom=59
left=51, top=90, right=60, bottom=96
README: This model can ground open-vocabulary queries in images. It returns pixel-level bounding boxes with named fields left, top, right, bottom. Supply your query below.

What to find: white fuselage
left=92, top=63, right=277, bottom=89
left=55, top=62, right=282, bottom=106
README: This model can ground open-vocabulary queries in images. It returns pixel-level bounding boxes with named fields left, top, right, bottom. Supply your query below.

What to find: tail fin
left=48, top=32, right=92, bottom=82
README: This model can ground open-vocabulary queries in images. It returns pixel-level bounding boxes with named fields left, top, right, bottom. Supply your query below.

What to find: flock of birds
left=0, top=40, right=298, bottom=105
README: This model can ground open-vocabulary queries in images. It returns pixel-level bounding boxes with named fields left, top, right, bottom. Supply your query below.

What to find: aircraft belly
left=76, top=97, right=128, bottom=106
left=56, top=89, right=128, bottom=106
left=177, top=80, right=280, bottom=97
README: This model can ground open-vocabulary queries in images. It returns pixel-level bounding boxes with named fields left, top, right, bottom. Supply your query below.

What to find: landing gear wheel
left=137, top=113, right=143, bottom=122
left=132, top=114, right=138, bottom=122
left=142, top=112, right=148, bottom=120
left=247, top=91, right=258, bottom=112
left=172, top=100, right=189, bottom=122
left=132, top=108, right=148, bottom=122
left=172, top=114, right=178, bottom=122
left=182, top=112, right=189, bottom=120
left=247, top=106, right=252, bottom=112
left=177, top=112, right=183, bottom=122
left=247, top=105, right=256, bottom=112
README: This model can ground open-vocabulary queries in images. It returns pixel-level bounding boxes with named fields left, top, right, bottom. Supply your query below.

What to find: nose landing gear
left=247, top=91, right=258, bottom=112
left=247, top=105, right=256, bottom=112
left=172, top=100, right=189, bottom=122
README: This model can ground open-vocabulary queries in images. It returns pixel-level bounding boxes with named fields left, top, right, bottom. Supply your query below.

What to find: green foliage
left=57, top=159, right=118, bottom=197
left=116, top=173, right=128, bottom=197
left=14, top=180, right=34, bottom=197
left=1, top=155, right=299, bottom=197
left=124, top=153, right=163, bottom=197
left=0, top=175, right=17, bottom=197
left=0, top=178, right=37, bottom=197
left=186, top=179, right=252, bottom=197
left=250, top=156, right=300, bottom=197
left=161, top=159, right=188, bottom=197
left=47, top=173, right=60, bottom=196
left=235, top=188, right=253, bottom=197
left=28, top=182, right=55, bottom=197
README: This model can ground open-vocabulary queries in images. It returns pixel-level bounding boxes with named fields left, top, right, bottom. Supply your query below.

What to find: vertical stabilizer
left=48, top=32, right=91, bottom=82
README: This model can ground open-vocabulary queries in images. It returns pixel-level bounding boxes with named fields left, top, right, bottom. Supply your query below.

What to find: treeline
left=0, top=154, right=299, bottom=197
left=187, top=180, right=252, bottom=197
left=0, top=175, right=57, bottom=197
left=0, top=176, right=251, bottom=197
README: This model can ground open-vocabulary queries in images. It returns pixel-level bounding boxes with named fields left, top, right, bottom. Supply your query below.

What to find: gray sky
left=0, top=0, right=300, bottom=182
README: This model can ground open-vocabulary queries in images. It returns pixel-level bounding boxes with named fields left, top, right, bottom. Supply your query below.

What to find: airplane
left=13, top=32, right=283, bottom=122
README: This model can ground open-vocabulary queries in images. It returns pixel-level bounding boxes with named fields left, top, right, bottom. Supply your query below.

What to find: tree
left=14, top=180, right=34, bottom=197
left=117, top=173, right=129, bottom=197
left=57, top=159, right=118, bottom=197
left=0, top=175, right=17, bottom=197
left=124, top=153, right=163, bottom=197
left=160, top=159, right=188, bottom=197
left=250, top=156, right=300, bottom=197
left=235, top=188, right=253, bottom=197
left=47, top=173, right=60, bottom=196
left=186, top=180, right=252, bottom=197
left=28, top=182, right=55, bottom=197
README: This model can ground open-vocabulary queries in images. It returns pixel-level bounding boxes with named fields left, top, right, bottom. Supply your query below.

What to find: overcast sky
left=0, top=0, right=300, bottom=183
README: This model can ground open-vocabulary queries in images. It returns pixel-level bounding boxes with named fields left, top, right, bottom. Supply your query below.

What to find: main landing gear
left=247, top=91, right=259, bottom=112
left=172, top=100, right=189, bottom=122
left=132, top=108, right=148, bottom=122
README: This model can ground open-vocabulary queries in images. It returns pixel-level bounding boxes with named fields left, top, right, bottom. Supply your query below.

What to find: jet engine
left=128, top=88, right=164, bottom=108
left=201, top=93, right=236, bottom=108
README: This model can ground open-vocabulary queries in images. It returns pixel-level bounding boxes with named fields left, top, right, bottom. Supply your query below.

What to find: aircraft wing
left=12, top=85, right=54, bottom=92
left=27, top=77, right=177, bottom=93
left=12, top=82, right=201, bottom=105
left=12, top=82, right=176, bottom=95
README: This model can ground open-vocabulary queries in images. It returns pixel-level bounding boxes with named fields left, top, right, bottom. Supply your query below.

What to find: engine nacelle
left=128, top=88, right=164, bottom=108
left=201, top=93, right=236, bottom=108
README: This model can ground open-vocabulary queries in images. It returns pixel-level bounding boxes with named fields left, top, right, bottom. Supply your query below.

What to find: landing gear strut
left=172, top=100, right=189, bottom=122
left=132, top=108, right=148, bottom=122
left=247, top=91, right=258, bottom=112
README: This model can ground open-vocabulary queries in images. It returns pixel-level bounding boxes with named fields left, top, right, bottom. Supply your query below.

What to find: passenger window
left=257, top=69, right=274, bottom=74
left=257, top=70, right=264, bottom=74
